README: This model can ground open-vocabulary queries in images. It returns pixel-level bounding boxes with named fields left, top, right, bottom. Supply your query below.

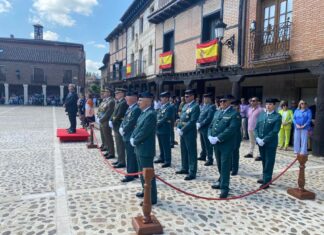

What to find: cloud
left=94, top=44, right=106, bottom=49
left=31, top=0, right=98, bottom=27
left=86, top=41, right=106, bottom=49
left=86, top=59, right=101, bottom=74
left=0, top=0, right=12, bottom=13
left=30, top=30, right=60, bottom=41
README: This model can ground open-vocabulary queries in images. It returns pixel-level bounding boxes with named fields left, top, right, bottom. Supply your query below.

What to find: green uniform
left=232, top=116, right=242, bottom=174
left=197, top=103, right=216, bottom=162
left=111, top=98, right=128, bottom=165
left=254, top=111, right=281, bottom=184
left=177, top=101, right=200, bottom=177
left=120, top=104, right=141, bottom=179
left=156, top=102, right=173, bottom=164
left=169, top=103, right=177, bottom=146
left=131, top=107, right=157, bottom=204
left=208, top=106, right=241, bottom=192
left=98, top=97, right=115, bottom=155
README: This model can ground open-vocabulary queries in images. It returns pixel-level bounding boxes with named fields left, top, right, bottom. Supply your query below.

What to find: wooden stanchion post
left=87, top=123, right=98, bottom=149
left=132, top=168, right=163, bottom=235
left=287, top=154, right=316, bottom=200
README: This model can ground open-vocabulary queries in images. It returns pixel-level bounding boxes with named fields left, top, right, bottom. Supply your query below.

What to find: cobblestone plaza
left=0, top=106, right=324, bottom=235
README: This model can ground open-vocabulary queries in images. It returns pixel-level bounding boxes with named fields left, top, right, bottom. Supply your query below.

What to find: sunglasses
left=300, top=103, right=305, bottom=105
left=219, top=100, right=228, bottom=103
left=185, top=95, right=191, bottom=98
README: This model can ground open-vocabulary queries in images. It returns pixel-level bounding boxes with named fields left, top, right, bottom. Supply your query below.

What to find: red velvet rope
left=92, top=128, right=298, bottom=200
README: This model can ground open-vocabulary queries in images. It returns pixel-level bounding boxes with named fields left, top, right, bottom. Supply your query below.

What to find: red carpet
left=56, top=128, right=89, bottom=142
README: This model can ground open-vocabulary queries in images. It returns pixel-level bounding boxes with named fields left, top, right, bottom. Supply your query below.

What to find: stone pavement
left=0, top=106, right=324, bottom=235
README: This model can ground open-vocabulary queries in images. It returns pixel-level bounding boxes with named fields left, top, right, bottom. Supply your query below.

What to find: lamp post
left=215, top=19, right=235, bottom=53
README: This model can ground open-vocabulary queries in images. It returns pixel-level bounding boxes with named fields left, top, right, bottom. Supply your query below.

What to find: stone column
left=228, top=75, right=244, bottom=99
left=23, top=84, right=28, bottom=105
left=42, top=85, right=47, bottom=106
left=60, top=85, right=64, bottom=104
left=4, top=83, right=9, bottom=105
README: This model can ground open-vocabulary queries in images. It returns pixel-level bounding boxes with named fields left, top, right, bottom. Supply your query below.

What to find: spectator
left=240, top=98, right=249, bottom=140
left=293, top=100, right=312, bottom=155
left=77, top=93, right=86, bottom=128
left=85, top=93, right=95, bottom=127
left=278, top=101, right=293, bottom=150
left=244, top=97, right=263, bottom=160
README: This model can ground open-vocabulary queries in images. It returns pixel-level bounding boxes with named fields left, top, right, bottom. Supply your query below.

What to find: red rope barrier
left=92, top=129, right=143, bottom=177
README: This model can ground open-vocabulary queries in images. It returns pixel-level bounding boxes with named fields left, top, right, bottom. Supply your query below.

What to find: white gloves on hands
left=109, top=121, right=113, bottom=128
left=176, top=128, right=183, bottom=136
left=119, top=127, right=124, bottom=136
left=256, top=137, right=265, bottom=146
left=130, top=138, right=135, bottom=147
left=208, top=136, right=219, bottom=145
left=196, top=123, right=201, bottom=130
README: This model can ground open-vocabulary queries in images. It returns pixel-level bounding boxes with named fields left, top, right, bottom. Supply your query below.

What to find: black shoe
left=211, top=183, right=220, bottom=189
left=103, top=152, right=109, bottom=157
left=184, top=175, right=196, bottom=181
left=154, top=159, right=164, bottom=164
left=101, top=148, right=108, bottom=152
left=136, top=192, right=144, bottom=198
left=231, top=171, right=238, bottom=176
left=68, top=130, right=76, bottom=134
left=175, top=170, right=189, bottom=174
left=106, top=155, right=115, bottom=159
left=197, top=156, right=206, bottom=161
left=255, top=156, right=262, bottom=161
left=66, top=128, right=71, bottom=131
left=140, top=201, right=157, bottom=206
left=121, top=177, right=134, bottom=183
left=99, top=144, right=104, bottom=149
left=204, top=161, right=213, bottom=166
left=259, top=184, right=269, bottom=189
left=220, top=190, right=229, bottom=198
left=112, top=161, right=119, bottom=165
left=114, top=163, right=126, bottom=168
left=174, top=141, right=178, bottom=145
left=161, top=163, right=171, bottom=168
left=244, top=154, right=253, bottom=158
left=257, top=179, right=264, bottom=184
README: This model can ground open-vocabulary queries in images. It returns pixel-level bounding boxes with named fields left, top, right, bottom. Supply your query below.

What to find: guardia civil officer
left=254, top=98, right=281, bottom=189
left=64, top=84, right=78, bottom=133
left=208, top=95, right=241, bottom=198
left=231, top=99, right=242, bottom=176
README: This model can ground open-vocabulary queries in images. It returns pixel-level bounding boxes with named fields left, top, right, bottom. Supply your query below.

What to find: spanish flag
left=126, top=64, right=131, bottom=77
left=159, top=51, right=173, bottom=69
left=196, top=39, right=219, bottom=64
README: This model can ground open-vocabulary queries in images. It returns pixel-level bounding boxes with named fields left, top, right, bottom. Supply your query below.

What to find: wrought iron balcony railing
left=249, top=22, right=291, bottom=63
left=128, top=60, right=146, bottom=78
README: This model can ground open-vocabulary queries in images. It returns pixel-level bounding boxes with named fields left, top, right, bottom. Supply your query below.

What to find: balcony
left=110, top=66, right=126, bottom=81
left=127, top=60, right=146, bottom=78
left=249, top=22, right=291, bottom=63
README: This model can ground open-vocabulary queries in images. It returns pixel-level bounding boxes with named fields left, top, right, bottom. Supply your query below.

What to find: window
left=202, top=12, right=221, bottom=43
left=0, top=66, right=6, bottom=81
left=138, top=49, right=144, bottom=74
left=139, top=17, right=144, bottom=34
left=148, top=45, right=153, bottom=65
left=33, top=68, right=44, bottom=82
left=63, top=70, right=72, bottom=83
left=163, top=31, right=174, bottom=52
left=131, top=25, right=135, bottom=40
left=115, top=37, right=119, bottom=51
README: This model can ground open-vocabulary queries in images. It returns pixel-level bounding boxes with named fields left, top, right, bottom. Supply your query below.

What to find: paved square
left=0, top=106, right=324, bottom=235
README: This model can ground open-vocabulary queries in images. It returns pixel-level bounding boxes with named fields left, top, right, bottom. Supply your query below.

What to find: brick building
left=0, top=25, right=85, bottom=105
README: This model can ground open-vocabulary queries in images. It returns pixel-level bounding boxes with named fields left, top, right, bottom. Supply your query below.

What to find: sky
left=0, top=0, right=133, bottom=75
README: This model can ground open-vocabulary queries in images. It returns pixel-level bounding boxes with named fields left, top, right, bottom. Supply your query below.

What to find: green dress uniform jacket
left=156, top=102, right=173, bottom=164
left=111, top=98, right=128, bottom=165
left=232, top=115, right=242, bottom=174
left=254, top=111, right=282, bottom=184
left=131, top=107, right=157, bottom=204
left=177, top=101, right=200, bottom=177
left=208, top=106, right=241, bottom=192
left=169, top=103, right=177, bottom=146
left=197, top=103, right=216, bottom=162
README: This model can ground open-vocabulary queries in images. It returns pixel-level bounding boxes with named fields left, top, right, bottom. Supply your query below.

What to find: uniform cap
left=265, top=98, right=280, bottom=104
left=159, top=91, right=170, bottom=98
left=220, top=94, right=235, bottom=101
left=126, top=90, right=138, bottom=97
left=184, top=89, right=195, bottom=95
left=115, top=88, right=127, bottom=94
left=139, top=91, right=154, bottom=98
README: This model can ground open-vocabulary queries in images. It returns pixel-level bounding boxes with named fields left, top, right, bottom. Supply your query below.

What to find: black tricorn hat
left=220, top=94, right=235, bottom=100
left=203, top=93, right=212, bottom=98
left=160, top=91, right=171, bottom=98
left=115, top=88, right=127, bottom=93
left=184, top=89, right=195, bottom=95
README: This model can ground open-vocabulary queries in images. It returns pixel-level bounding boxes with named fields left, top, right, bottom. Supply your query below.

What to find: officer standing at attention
left=119, top=91, right=142, bottom=182
left=254, top=98, right=281, bottom=189
left=176, top=89, right=200, bottom=181
left=109, top=88, right=128, bottom=168
left=196, top=93, right=216, bottom=166
left=155, top=91, right=173, bottom=168
left=230, top=99, right=242, bottom=176
left=64, top=83, right=78, bottom=134
left=208, top=95, right=241, bottom=198
left=130, top=92, right=157, bottom=205
left=97, top=88, right=115, bottom=159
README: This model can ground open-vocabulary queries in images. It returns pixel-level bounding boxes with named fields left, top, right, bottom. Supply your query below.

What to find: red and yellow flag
left=126, top=64, right=131, bottom=77
left=196, top=39, right=219, bottom=64
left=159, top=51, right=173, bottom=69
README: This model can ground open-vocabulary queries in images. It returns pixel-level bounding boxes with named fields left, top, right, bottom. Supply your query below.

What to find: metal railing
left=128, top=60, right=146, bottom=78
left=249, top=22, right=291, bottom=62
left=158, top=0, right=174, bottom=9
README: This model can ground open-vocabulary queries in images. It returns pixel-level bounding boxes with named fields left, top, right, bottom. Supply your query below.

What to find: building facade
left=0, top=25, right=85, bottom=105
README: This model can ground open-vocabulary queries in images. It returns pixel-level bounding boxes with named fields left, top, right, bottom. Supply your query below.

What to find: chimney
left=10, top=34, right=14, bottom=38
left=33, top=24, right=43, bottom=40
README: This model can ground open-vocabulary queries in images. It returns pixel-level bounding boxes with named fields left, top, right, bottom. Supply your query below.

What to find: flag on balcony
left=159, top=51, right=173, bottom=69
left=126, top=64, right=131, bottom=77
left=196, top=39, right=219, bottom=64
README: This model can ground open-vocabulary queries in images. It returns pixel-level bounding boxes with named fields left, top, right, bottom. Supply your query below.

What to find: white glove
left=130, top=138, right=135, bottom=147
left=119, top=127, right=124, bottom=136
left=176, top=128, right=183, bottom=136
left=196, top=123, right=201, bottom=130
left=208, top=136, right=219, bottom=145
left=256, top=137, right=264, bottom=146
left=109, top=121, right=113, bottom=128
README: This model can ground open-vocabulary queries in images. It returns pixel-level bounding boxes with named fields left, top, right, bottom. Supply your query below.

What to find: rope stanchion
left=156, top=157, right=298, bottom=201
left=92, top=129, right=143, bottom=177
